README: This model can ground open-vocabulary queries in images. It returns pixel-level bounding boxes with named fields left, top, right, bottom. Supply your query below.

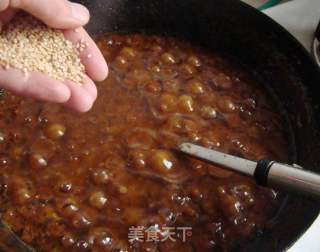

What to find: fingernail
left=71, top=3, right=90, bottom=24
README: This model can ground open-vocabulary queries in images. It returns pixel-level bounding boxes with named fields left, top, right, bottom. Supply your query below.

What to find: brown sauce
left=0, top=34, right=288, bottom=251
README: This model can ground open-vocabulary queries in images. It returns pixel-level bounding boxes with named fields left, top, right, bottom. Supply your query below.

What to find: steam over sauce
left=0, top=34, right=288, bottom=251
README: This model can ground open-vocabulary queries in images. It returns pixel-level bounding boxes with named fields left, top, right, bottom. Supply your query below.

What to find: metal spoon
left=0, top=220, right=34, bottom=252
left=178, top=143, right=320, bottom=198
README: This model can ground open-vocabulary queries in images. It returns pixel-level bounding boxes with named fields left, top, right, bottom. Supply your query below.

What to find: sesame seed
left=87, top=54, right=92, bottom=59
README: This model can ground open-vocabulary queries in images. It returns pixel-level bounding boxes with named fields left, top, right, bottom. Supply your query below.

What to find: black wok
left=74, top=0, right=320, bottom=251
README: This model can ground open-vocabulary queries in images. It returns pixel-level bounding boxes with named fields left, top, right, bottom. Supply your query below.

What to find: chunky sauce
left=0, top=34, right=288, bottom=251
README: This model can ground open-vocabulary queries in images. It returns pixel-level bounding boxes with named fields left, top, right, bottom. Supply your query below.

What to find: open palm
left=0, top=0, right=108, bottom=112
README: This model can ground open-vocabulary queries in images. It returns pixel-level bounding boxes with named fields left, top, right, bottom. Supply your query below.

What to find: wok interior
left=0, top=1, right=318, bottom=251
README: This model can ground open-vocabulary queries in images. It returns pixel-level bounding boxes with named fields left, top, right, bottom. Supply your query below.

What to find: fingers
left=63, top=76, right=97, bottom=112
left=64, top=28, right=108, bottom=82
left=9, top=0, right=90, bottom=29
left=0, top=68, right=71, bottom=103
left=0, top=0, right=101, bottom=113
left=0, top=67, right=97, bottom=112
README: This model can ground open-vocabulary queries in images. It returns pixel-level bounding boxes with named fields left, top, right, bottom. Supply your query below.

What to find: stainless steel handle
left=268, top=162, right=320, bottom=197
left=178, top=143, right=320, bottom=198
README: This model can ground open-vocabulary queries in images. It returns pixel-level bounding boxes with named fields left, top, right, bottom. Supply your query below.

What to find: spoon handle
left=256, top=160, right=320, bottom=197
left=179, top=143, right=320, bottom=198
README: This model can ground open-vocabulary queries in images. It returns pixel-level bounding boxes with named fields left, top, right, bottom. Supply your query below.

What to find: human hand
left=0, top=0, right=108, bottom=112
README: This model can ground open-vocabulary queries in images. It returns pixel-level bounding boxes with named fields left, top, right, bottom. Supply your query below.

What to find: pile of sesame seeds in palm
left=0, top=14, right=86, bottom=83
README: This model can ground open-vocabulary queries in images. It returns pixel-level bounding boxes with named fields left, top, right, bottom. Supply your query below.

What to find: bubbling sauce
left=0, top=34, right=288, bottom=251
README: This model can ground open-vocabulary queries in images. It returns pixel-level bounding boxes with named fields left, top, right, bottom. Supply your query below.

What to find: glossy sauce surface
left=0, top=34, right=288, bottom=251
